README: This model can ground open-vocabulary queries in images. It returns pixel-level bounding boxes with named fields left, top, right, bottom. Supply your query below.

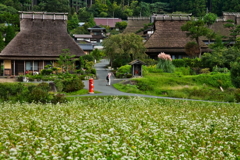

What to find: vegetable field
left=0, top=97, right=239, bottom=159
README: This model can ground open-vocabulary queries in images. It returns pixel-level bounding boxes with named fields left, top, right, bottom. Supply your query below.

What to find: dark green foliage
left=79, top=56, right=85, bottom=69
left=0, top=32, right=5, bottom=51
left=82, top=54, right=94, bottom=62
left=201, top=47, right=240, bottom=70
left=62, top=77, right=84, bottom=92
left=90, top=49, right=102, bottom=61
left=0, top=82, right=67, bottom=104
left=234, top=88, right=240, bottom=102
left=0, top=83, right=24, bottom=101
left=5, top=25, right=15, bottom=45
left=230, top=62, right=240, bottom=88
left=29, top=84, right=50, bottom=103
left=67, top=13, right=79, bottom=31
left=38, top=0, right=70, bottom=12
left=90, top=68, right=96, bottom=75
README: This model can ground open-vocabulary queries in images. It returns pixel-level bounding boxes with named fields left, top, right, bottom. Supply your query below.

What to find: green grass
left=64, top=89, right=101, bottom=96
left=113, top=72, right=236, bottom=102
left=0, top=97, right=239, bottom=159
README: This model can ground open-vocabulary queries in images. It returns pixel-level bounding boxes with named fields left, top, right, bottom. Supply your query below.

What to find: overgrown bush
left=116, top=65, right=131, bottom=78
left=62, top=77, right=84, bottom=92
left=54, top=79, right=64, bottom=92
left=234, top=88, right=240, bottom=102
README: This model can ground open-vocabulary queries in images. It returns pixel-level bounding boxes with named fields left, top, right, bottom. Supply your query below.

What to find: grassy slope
left=113, top=72, right=235, bottom=102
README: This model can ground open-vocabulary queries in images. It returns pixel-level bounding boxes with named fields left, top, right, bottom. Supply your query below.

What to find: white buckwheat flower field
left=0, top=97, right=239, bottom=159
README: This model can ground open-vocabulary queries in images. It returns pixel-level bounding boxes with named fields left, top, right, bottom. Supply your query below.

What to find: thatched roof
left=0, top=12, right=85, bottom=60
left=129, top=59, right=145, bottom=65
left=123, top=17, right=150, bottom=35
left=145, top=20, right=208, bottom=54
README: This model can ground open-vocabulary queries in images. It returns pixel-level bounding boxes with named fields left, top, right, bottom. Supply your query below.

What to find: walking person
left=106, top=73, right=111, bottom=86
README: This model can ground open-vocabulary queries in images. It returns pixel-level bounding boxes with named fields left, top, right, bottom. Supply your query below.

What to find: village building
left=123, top=17, right=150, bottom=36
left=73, top=25, right=106, bottom=51
left=94, top=18, right=122, bottom=29
left=0, top=11, right=85, bottom=76
left=144, top=14, right=210, bottom=59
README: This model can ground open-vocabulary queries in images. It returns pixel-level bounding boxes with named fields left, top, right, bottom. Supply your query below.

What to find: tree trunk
left=196, top=37, right=202, bottom=58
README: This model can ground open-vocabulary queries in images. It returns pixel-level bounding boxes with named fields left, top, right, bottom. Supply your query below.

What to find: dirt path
left=0, top=78, right=18, bottom=83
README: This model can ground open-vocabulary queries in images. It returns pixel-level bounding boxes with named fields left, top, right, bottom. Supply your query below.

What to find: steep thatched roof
left=144, top=19, right=209, bottom=54
left=0, top=12, right=85, bottom=60
left=123, top=17, right=150, bottom=35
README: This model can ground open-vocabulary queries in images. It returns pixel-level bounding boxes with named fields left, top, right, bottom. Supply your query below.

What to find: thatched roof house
left=144, top=15, right=210, bottom=59
left=123, top=17, right=150, bottom=35
left=0, top=11, right=85, bottom=76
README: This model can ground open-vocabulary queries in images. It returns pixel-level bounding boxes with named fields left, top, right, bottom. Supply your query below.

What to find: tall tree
left=38, top=0, right=69, bottom=12
left=67, top=13, right=79, bottom=31
left=5, top=25, right=15, bottom=45
left=0, top=32, right=5, bottom=51
left=181, top=18, right=212, bottom=58
left=102, top=33, right=146, bottom=67
left=57, top=49, right=76, bottom=73
left=224, top=20, right=240, bottom=45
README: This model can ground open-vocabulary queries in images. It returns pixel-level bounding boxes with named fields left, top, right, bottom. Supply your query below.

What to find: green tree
left=115, top=21, right=127, bottom=30
left=5, top=25, right=15, bottom=45
left=90, top=49, right=102, bottom=61
left=203, top=13, right=217, bottom=28
left=57, top=49, right=76, bottom=73
left=103, top=33, right=146, bottom=67
left=77, top=7, right=92, bottom=22
left=79, top=56, right=85, bottom=69
left=230, top=61, right=240, bottom=88
left=0, top=32, right=5, bottom=51
left=38, top=0, right=69, bottom=12
left=224, top=20, right=240, bottom=46
left=181, top=18, right=212, bottom=58
left=67, top=13, right=79, bottom=31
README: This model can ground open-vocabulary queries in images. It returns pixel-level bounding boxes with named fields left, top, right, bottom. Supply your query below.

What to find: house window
left=26, top=61, right=32, bottom=70
left=34, top=61, right=39, bottom=70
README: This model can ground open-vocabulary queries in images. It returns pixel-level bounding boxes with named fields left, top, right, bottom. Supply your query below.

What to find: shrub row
left=0, top=82, right=66, bottom=104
